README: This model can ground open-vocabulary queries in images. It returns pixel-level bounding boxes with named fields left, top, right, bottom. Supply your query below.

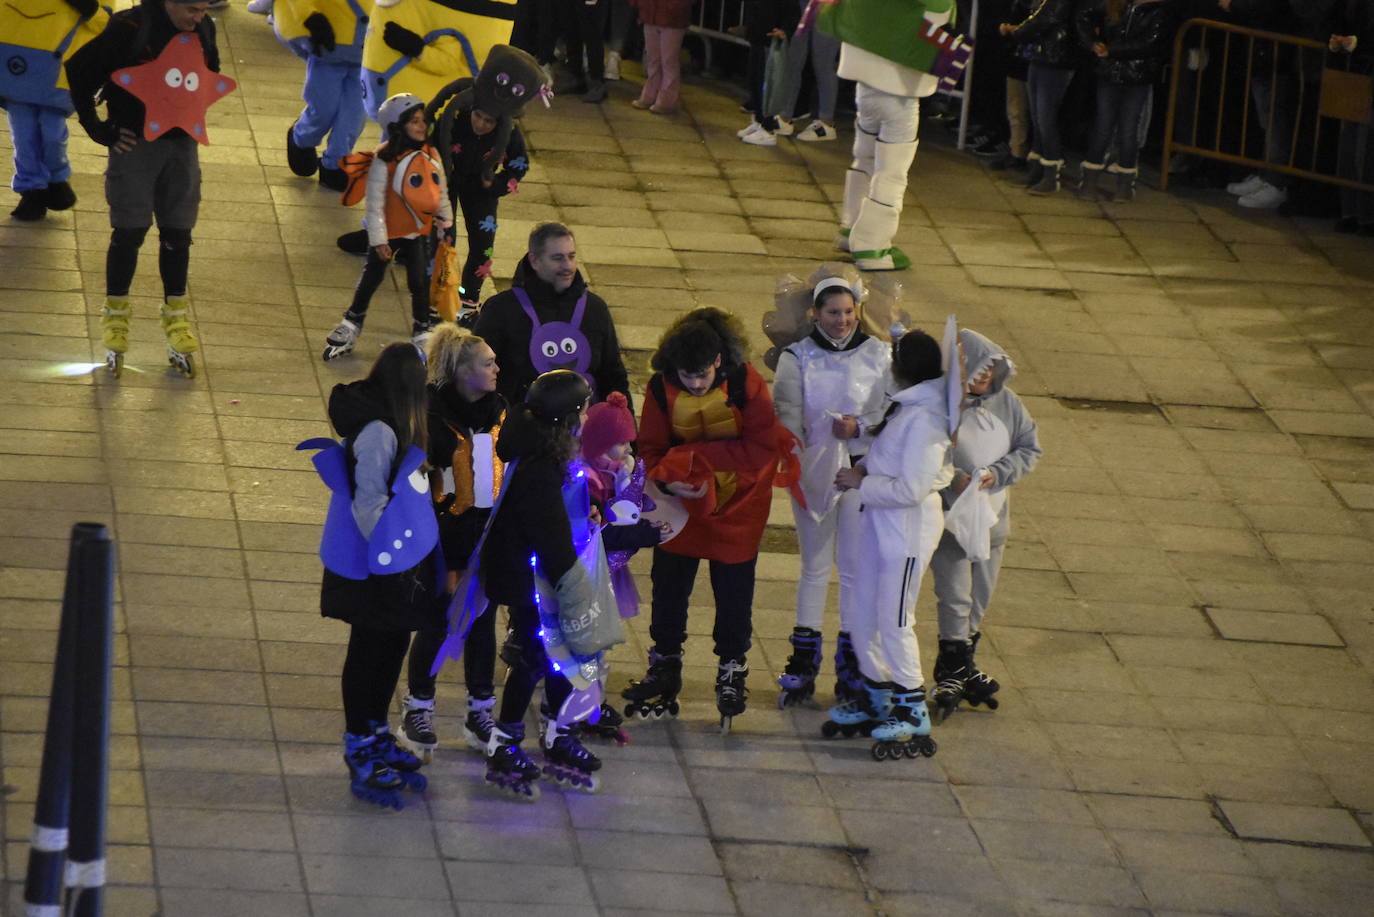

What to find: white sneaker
left=736, top=119, right=763, bottom=138
left=742, top=128, right=777, bottom=147
left=1226, top=173, right=1265, bottom=196
left=795, top=120, right=836, bottom=142
left=604, top=51, right=621, bottom=81
left=773, top=117, right=793, bottom=137
left=1237, top=182, right=1287, bottom=209
left=247, top=0, right=272, bottom=12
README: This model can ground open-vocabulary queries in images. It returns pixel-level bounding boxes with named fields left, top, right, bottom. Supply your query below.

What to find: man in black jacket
left=66, top=0, right=222, bottom=377
left=473, top=222, right=631, bottom=407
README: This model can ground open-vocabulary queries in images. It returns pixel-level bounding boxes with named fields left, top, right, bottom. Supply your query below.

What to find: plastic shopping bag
left=761, top=36, right=789, bottom=119
left=944, top=470, right=995, bottom=562
left=536, top=531, right=625, bottom=658
left=430, top=238, right=461, bottom=323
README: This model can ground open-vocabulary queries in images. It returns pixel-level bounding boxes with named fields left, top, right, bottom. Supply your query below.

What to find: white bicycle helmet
left=377, top=93, right=425, bottom=135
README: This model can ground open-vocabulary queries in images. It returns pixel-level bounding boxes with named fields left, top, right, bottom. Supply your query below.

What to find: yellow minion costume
left=0, top=0, right=110, bottom=219
left=361, top=0, right=517, bottom=120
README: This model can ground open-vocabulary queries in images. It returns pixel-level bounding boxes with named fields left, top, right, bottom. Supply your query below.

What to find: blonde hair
left=426, top=322, right=490, bottom=387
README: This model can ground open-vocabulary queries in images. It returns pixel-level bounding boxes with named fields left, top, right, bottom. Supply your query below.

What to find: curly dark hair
left=650, top=306, right=750, bottom=375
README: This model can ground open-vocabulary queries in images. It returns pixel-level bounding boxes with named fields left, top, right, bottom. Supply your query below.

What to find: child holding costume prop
left=766, top=265, right=895, bottom=710
left=442, top=370, right=619, bottom=799
left=323, top=93, right=452, bottom=361
left=625, top=307, right=801, bottom=735
left=928, top=329, right=1041, bottom=722
left=824, top=323, right=957, bottom=763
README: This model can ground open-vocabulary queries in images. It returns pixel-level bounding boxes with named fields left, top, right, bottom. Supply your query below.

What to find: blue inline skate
left=820, top=632, right=877, bottom=738
left=868, top=683, right=937, bottom=761
left=343, top=732, right=404, bottom=810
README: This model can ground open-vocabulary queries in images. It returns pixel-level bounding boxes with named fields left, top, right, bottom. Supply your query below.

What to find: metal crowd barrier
left=688, top=0, right=749, bottom=74
left=23, top=523, right=116, bottom=917
left=1161, top=17, right=1374, bottom=193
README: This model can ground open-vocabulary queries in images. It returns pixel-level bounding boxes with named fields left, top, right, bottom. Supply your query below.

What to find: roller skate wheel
left=903, top=742, right=920, bottom=759
left=820, top=720, right=840, bottom=738
left=167, top=350, right=195, bottom=378
left=666, top=701, right=679, bottom=717
left=871, top=742, right=890, bottom=762
left=920, top=737, right=938, bottom=757
left=719, top=716, right=732, bottom=736
left=984, top=697, right=1000, bottom=711
left=401, top=771, right=428, bottom=792
left=105, top=351, right=123, bottom=377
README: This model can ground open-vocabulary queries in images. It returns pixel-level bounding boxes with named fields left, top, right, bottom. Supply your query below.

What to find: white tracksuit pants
left=848, top=491, right=943, bottom=688
left=791, top=488, right=863, bottom=632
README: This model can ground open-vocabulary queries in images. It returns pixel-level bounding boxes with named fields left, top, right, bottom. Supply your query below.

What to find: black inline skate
left=542, top=716, right=602, bottom=793
left=716, top=656, right=749, bottom=734
left=398, top=692, right=437, bottom=763
left=343, top=731, right=405, bottom=810
left=963, top=631, right=1001, bottom=711
left=777, top=626, right=822, bottom=709
left=485, top=722, right=541, bottom=800
left=461, top=694, right=497, bottom=753
left=622, top=650, right=683, bottom=719
left=578, top=701, right=630, bottom=745
left=931, top=639, right=972, bottom=723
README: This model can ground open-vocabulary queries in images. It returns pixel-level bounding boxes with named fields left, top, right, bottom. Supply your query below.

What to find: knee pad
left=159, top=228, right=193, bottom=253
left=110, top=226, right=149, bottom=250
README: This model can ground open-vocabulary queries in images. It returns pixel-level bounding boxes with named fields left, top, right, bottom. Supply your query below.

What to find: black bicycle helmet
left=525, top=370, right=592, bottom=425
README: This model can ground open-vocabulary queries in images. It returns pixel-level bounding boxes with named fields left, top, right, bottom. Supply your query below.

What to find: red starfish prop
left=112, top=33, right=237, bottom=145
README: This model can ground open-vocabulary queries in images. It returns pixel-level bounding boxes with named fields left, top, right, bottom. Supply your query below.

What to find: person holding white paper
left=929, top=330, right=1042, bottom=722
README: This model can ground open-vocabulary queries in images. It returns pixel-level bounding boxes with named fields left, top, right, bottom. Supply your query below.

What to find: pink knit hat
left=579, top=391, right=637, bottom=461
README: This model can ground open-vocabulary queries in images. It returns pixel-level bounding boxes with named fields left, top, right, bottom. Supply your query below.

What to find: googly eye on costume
left=163, top=67, right=183, bottom=88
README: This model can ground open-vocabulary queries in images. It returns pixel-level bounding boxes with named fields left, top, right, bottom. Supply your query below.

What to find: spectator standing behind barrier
left=1001, top=0, right=1080, bottom=195
left=1217, top=0, right=1299, bottom=209
left=737, top=0, right=803, bottom=143
left=778, top=0, right=843, bottom=141
left=631, top=0, right=693, bottom=114
left=1075, top=0, right=1175, bottom=202
left=1323, top=0, right=1374, bottom=234
left=473, top=222, right=632, bottom=406
left=990, top=0, right=1036, bottom=172
left=550, top=0, right=611, bottom=102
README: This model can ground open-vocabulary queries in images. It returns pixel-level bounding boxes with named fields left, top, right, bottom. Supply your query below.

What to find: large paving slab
left=2, top=5, right=1374, bottom=916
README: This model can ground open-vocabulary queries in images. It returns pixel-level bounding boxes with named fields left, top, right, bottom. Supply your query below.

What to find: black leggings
left=106, top=226, right=191, bottom=298
left=407, top=601, right=497, bottom=700
left=452, top=187, right=500, bottom=304
left=346, top=235, right=433, bottom=331
left=561, top=0, right=606, bottom=82
left=497, top=603, right=572, bottom=726
left=341, top=624, right=411, bottom=736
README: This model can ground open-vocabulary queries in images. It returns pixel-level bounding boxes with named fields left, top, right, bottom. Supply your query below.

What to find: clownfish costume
left=339, top=93, right=453, bottom=245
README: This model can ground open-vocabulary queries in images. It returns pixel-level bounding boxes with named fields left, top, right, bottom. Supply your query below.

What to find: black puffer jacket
left=1009, top=0, right=1080, bottom=67
left=478, top=407, right=577, bottom=608
left=1076, top=0, right=1176, bottom=84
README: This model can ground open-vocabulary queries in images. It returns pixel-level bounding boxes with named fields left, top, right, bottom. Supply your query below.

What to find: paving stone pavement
left=2, top=8, right=1374, bottom=916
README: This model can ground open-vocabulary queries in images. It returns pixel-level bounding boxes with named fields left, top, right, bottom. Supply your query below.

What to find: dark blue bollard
left=22, top=523, right=115, bottom=917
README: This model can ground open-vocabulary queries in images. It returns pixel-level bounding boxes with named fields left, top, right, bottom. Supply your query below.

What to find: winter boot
left=1109, top=164, right=1138, bottom=202
left=45, top=181, right=76, bottom=211
left=398, top=692, right=437, bottom=763
left=1026, top=159, right=1062, bottom=195
left=286, top=123, right=319, bottom=177
left=462, top=694, right=497, bottom=752
left=1076, top=161, right=1106, bottom=201
left=1016, top=153, right=1044, bottom=187
left=778, top=626, right=823, bottom=708
left=10, top=189, right=47, bottom=221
